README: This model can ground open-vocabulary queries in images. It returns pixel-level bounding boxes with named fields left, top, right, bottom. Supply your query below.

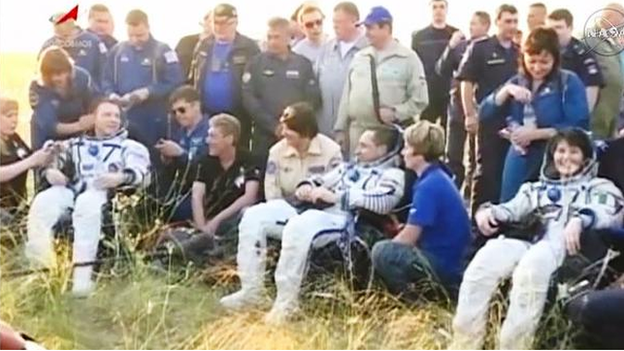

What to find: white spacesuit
left=221, top=153, right=404, bottom=322
left=451, top=137, right=624, bottom=349
left=25, top=130, right=150, bottom=296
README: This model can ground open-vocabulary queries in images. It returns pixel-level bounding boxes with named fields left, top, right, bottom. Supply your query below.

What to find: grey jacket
left=335, top=40, right=429, bottom=131
left=315, top=35, right=369, bottom=135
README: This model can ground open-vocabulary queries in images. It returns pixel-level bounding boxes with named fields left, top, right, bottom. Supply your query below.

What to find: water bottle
left=523, top=103, right=537, bottom=129
left=506, top=116, right=527, bottom=155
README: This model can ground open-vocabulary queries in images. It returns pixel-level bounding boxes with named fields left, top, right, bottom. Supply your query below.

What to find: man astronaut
left=25, top=98, right=151, bottom=297
left=221, top=127, right=404, bottom=323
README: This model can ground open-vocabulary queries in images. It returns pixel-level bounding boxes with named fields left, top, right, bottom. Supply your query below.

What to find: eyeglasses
left=304, top=19, right=323, bottom=29
left=171, top=106, right=187, bottom=115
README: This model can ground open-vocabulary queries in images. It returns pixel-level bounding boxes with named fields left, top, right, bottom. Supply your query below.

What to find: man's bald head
left=51, top=12, right=77, bottom=40
left=600, top=3, right=624, bottom=29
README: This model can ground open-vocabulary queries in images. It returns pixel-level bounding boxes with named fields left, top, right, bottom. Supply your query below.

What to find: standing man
left=527, top=3, right=547, bottom=32
left=176, top=11, right=213, bottom=79
left=547, top=9, right=604, bottom=112
left=41, top=12, right=107, bottom=88
left=190, top=4, right=260, bottom=149
left=335, top=6, right=428, bottom=156
left=87, top=4, right=118, bottom=50
left=585, top=3, right=624, bottom=139
left=457, top=4, right=519, bottom=216
left=435, top=11, right=490, bottom=193
left=242, top=17, right=321, bottom=160
left=411, top=0, right=459, bottom=130
left=289, top=4, right=306, bottom=47
left=293, top=5, right=328, bottom=65
left=102, top=9, right=184, bottom=153
left=315, top=2, right=367, bottom=135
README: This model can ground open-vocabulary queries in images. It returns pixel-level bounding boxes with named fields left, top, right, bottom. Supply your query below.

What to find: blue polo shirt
left=408, top=163, right=471, bottom=285
left=203, top=41, right=234, bottom=114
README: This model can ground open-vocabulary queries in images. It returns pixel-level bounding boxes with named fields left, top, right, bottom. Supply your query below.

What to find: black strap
left=368, top=54, right=383, bottom=124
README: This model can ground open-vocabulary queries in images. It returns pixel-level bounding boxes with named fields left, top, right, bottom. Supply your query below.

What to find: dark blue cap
left=358, top=6, right=393, bottom=26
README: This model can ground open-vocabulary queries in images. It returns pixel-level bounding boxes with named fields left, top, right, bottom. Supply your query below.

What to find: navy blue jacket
left=40, top=29, right=107, bottom=88
left=190, top=33, right=260, bottom=123
left=29, top=67, right=98, bottom=149
left=102, top=36, right=184, bottom=129
left=480, top=69, right=590, bottom=201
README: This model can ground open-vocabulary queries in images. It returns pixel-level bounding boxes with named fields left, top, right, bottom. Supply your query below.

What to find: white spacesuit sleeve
left=574, top=179, right=624, bottom=230
left=121, top=140, right=151, bottom=188
left=489, top=182, right=537, bottom=223
left=299, top=163, right=346, bottom=190
left=345, top=168, right=405, bottom=215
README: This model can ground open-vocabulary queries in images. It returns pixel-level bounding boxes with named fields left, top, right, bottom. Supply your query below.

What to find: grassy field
left=0, top=53, right=37, bottom=144
left=0, top=53, right=576, bottom=350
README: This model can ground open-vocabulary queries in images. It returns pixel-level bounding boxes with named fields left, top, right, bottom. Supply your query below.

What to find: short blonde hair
left=210, top=113, right=241, bottom=146
left=298, top=4, right=324, bottom=22
left=0, top=95, right=19, bottom=156
left=403, top=120, right=445, bottom=161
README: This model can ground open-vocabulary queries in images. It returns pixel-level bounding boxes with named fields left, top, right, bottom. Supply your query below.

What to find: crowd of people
left=1, top=0, right=624, bottom=348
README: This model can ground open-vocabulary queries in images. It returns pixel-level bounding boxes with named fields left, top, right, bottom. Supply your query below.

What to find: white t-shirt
left=339, top=40, right=357, bottom=59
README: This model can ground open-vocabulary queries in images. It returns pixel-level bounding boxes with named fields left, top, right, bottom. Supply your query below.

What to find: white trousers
left=451, top=235, right=566, bottom=350
left=235, top=199, right=298, bottom=293
left=272, top=209, right=346, bottom=314
left=25, top=186, right=108, bottom=270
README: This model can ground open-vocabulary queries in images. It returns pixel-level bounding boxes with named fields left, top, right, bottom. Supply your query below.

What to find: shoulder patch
left=266, top=161, right=277, bottom=175
left=164, top=50, right=179, bottom=63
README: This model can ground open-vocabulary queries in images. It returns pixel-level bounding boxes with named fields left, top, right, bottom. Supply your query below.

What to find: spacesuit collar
left=355, top=153, right=401, bottom=169
left=84, top=129, right=128, bottom=141
left=539, top=132, right=598, bottom=185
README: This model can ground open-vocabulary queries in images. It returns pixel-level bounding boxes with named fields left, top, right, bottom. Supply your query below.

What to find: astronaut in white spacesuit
left=25, top=99, right=151, bottom=296
left=221, top=127, right=404, bottom=323
left=451, top=129, right=624, bottom=349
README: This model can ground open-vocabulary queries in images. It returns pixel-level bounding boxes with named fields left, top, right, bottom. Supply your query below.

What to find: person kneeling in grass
left=372, top=120, right=471, bottom=302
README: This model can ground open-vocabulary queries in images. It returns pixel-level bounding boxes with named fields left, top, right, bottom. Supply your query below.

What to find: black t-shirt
left=197, top=150, right=261, bottom=218
left=0, top=134, right=31, bottom=212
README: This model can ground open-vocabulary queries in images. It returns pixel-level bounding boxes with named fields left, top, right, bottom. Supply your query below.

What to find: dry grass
left=0, top=53, right=576, bottom=350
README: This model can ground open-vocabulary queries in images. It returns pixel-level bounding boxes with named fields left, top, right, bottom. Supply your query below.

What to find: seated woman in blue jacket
left=30, top=46, right=99, bottom=150
left=479, top=27, right=589, bottom=202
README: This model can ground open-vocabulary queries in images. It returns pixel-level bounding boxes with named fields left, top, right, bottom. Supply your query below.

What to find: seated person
left=173, top=114, right=261, bottom=258
left=265, top=127, right=404, bottom=323
left=372, top=121, right=471, bottom=302
left=25, top=98, right=150, bottom=297
left=30, top=46, right=99, bottom=150
left=219, top=101, right=342, bottom=309
left=451, top=128, right=624, bottom=350
left=154, top=85, right=210, bottom=222
left=480, top=28, right=589, bottom=203
left=0, top=96, right=53, bottom=224
left=222, top=126, right=404, bottom=323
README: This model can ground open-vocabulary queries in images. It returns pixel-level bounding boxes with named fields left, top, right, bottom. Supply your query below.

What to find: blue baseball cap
left=358, top=6, right=393, bottom=26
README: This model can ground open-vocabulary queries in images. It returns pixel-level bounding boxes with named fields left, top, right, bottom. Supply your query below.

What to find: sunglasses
left=304, top=19, right=323, bottom=29
left=171, top=106, right=187, bottom=115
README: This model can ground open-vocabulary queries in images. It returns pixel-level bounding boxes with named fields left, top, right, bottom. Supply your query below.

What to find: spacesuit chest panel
left=73, top=136, right=125, bottom=186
